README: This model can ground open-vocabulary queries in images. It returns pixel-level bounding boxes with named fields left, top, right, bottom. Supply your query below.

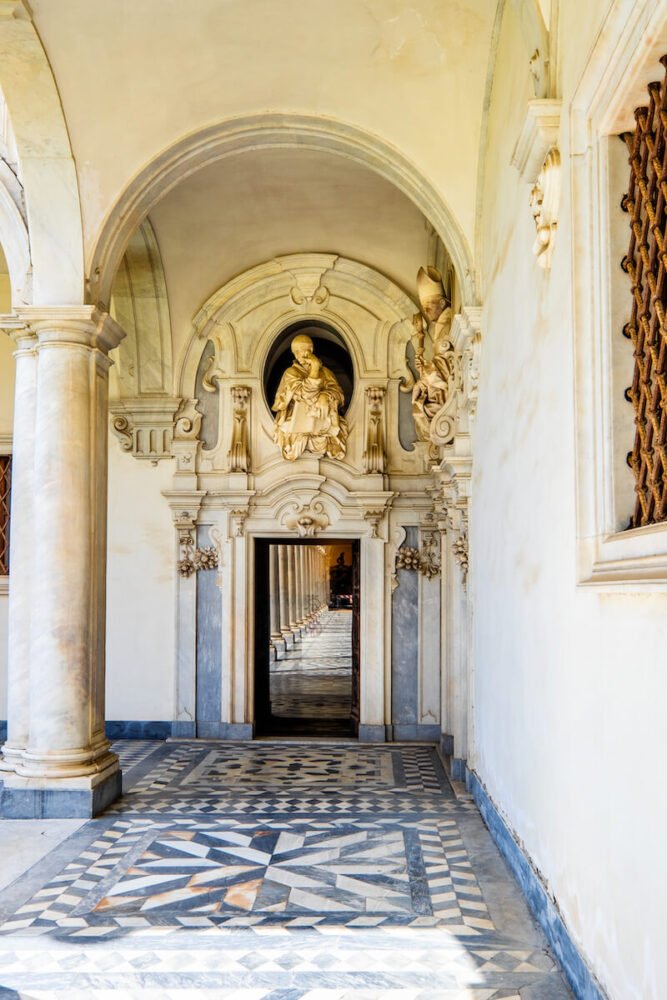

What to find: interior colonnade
left=269, top=545, right=329, bottom=659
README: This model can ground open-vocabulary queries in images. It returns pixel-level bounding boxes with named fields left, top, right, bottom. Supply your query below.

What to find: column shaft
left=1, top=330, right=37, bottom=772
left=9, top=309, right=122, bottom=803
left=269, top=545, right=281, bottom=640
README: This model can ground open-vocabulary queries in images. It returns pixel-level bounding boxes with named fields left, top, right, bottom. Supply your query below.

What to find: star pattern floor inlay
left=0, top=737, right=573, bottom=998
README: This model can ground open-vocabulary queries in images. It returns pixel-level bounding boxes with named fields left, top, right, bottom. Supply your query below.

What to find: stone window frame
left=572, top=1, right=667, bottom=588
left=0, top=433, right=10, bottom=594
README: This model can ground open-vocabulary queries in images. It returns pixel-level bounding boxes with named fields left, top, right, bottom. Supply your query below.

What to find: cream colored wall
left=29, top=0, right=495, bottom=263
left=473, top=2, right=667, bottom=998
left=106, top=443, right=176, bottom=721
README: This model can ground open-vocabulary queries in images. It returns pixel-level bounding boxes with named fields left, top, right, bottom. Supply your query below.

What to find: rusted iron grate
left=621, top=55, right=667, bottom=527
left=0, top=455, right=10, bottom=574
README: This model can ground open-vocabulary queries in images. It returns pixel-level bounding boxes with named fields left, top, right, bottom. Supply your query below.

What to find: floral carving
left=396, top=546, right=421, bottom=571
left=452, top=533, right=469, bottom=581
left=177, top=529, right=220, bottom=577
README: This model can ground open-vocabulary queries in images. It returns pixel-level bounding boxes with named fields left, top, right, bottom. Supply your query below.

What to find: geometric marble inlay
left=0, top=739, right=573, bottom=998
left=1, top=814, right=493, bottom=934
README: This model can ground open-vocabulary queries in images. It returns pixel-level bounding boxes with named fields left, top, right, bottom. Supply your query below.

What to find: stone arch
left=108, top=219, right=178, bottom=462
left=88, top=114, right=477, bottom=308
left=0, top=5, right=83, bottom=304
left=0, top=174, right=30, bottom=307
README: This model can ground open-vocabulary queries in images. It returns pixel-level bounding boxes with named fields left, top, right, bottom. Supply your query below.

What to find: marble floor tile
left=0, top=739, right=572, bottom=998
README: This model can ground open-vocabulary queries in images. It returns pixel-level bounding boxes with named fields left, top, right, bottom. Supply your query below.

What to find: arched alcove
left=88, top=115, right=476, bottom=309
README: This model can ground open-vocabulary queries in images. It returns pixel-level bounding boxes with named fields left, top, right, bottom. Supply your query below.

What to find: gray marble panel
left=196, top=526, right=222, bottom=732
left=391, top=525, right=419, bottom=729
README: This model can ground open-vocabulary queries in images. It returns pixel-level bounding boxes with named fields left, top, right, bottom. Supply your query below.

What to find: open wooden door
left=350, top=539, right=360, bottom=736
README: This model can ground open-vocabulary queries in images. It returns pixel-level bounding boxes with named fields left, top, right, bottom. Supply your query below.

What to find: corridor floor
left=270, top=609, right=353, bottom=725
left=0, top=740, right=573, bottom=998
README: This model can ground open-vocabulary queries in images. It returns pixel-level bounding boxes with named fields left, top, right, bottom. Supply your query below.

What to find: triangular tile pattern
left=0, top=741, right=573, bottom=998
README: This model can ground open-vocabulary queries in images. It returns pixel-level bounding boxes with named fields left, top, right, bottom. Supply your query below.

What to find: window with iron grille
left=621, top=56, right=667, bottom=528
left=0, top=455, right=10, bottom=575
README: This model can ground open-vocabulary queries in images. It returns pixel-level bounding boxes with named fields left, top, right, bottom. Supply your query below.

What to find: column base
left=0, top=764, right=121, bottom=818
left=272, top=636, right=287, bottom=659
left=282, top=631, right=295, bottom=650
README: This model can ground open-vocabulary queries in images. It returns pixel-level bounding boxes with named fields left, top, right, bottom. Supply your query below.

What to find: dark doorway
left=254, top=539, right=360, bottom=737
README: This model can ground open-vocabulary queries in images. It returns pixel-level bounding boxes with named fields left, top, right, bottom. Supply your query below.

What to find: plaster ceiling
left=147, top=146, right=431, bottom=349
left=28, top=0, right=496, bottom=254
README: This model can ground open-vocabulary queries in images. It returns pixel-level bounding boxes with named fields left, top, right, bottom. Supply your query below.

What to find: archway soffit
left=88, top=114, right=478, bottom=308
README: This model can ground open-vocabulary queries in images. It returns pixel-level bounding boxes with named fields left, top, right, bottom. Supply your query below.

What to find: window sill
left=578, top=522, right=667, bottom=589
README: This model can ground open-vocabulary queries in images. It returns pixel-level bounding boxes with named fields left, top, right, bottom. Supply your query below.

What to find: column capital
left=15, top=305, right=125, bottom=354
left=0, top=314, right=36, bottom=351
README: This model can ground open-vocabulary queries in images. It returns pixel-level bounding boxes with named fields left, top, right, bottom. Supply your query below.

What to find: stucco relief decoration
left=363, top=508, right=386, bottom=539
left=283, top=498, right=330, bottom=537
left=395, top=538, right=440, bottom=579
left=529, top=147, right=560, bottom=269
left=228, top=385, right=251, bottom=472
left=419, top=532, right=441, bottom=579
left=272, top=334, right=348, bottom=460
left=176, top=513, right=220, bottom=578
left=363, top=386, right=386, bottom=474
left=230, top=509, right=249, bottom=538
left=395, top=545, right=421, bottom=571
left=407, top=266, right=458, bottom=456
left=452, top=532, right=469, bottom=581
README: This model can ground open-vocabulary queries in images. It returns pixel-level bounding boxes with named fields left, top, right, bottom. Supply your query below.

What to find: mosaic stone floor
left=0, top=740, right=573, bottom=998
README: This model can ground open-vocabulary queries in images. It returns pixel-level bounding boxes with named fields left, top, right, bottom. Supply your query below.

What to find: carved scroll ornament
left=228, top=385, right=251, bottom=473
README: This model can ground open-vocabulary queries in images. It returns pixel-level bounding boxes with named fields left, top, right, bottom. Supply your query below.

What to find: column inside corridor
left=1, top=307, right=124, bottom=818
left=262, top=542, right=355, bottom=737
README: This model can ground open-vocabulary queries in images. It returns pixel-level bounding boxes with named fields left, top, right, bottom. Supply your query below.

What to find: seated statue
left=410, top=266, right=455, bottom=443
left=272, top=334, right=348, bottom=461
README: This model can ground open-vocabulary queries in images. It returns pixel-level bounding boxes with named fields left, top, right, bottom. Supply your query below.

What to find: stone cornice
left=511, top=99, right=561, bottom=181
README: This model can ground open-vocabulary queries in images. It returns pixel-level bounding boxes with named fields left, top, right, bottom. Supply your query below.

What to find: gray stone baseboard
left=194, top=723, right=254, bottom=739
left=357, top=724, right=386, bottom=742
left=106, top=720, right=171, bottom=740
left=467, top=769, right=608, bottom=1000
left=391, top=724, right=441, bottom=741
left=0, top=770, right=122, bottom=819
left=171, top=721, right=196, bottom=738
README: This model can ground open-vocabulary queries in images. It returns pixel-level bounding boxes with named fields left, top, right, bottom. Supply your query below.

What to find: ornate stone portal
left=110, top=253, right=481, bottom=761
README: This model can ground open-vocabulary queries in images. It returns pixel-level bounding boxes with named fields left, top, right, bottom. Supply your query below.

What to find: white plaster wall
left=472, top=2, right=667, bottom=998
left=106, top=442, right=176, bottom=721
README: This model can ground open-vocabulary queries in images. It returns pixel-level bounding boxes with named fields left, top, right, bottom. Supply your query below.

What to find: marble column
left=269, top=545, right=285, bottom=658
left=287, top=545, right=300, bottom=641
left=0, top=326, right=37, bottom=774
left=297, top=546, right=307, bottom=627
left=278, top=545, right=293, bottom=650
left=305, top=547, right=314, bottom=621
left=2, top=307, right=124, bottom=818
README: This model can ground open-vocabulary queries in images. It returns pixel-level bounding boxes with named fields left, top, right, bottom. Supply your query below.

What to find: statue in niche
left=272, top=334, right=348, bottom=461
left=410, top=266, right=455, bottom=443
